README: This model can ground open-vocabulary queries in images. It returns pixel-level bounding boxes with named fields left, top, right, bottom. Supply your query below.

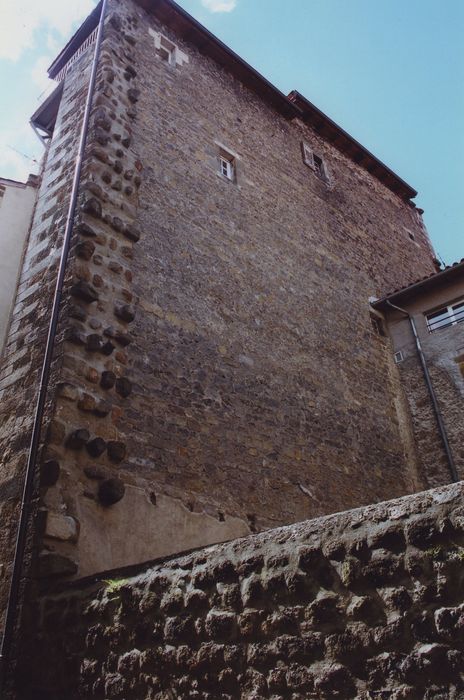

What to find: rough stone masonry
left=17, top=482, right=464, bottom=699
left=0, top=0, right=455, bottom=685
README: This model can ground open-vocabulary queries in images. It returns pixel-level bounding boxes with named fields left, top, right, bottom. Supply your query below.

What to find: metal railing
left=55, top=26, right=99, bottom=82
left=427, top=307, right=464, bottom=332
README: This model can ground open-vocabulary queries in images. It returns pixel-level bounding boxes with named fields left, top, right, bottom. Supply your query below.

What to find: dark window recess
left=371, top=314, right=386, bottom=337
left=313, top=154, right=324, bottom=178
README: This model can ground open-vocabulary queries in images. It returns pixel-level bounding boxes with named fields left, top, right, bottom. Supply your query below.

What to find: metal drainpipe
left=386, top=299, right=459, bottom=484
left=0, top=0, right=108, bottom=689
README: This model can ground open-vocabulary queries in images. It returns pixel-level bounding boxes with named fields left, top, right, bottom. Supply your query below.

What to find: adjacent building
left=373, top=259, right=464, bottom=487
left=0, top=175, right=38, bottom=358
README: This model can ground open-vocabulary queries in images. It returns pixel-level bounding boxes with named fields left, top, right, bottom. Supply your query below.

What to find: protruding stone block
left=40, top=460, right=60, bottom=487
left=76, top=240, right=96, bottom=261
left=107, top=440, right=126, bottom=463
left=66, top=429, right=90, bottom=450
left=98, top=478, right=125, bottom=506
left=84, top=465, right=108, bottom=480
left=123, top=223, right=141, bottom=242
left=100, top=371, right=116, bottom=389
left=45, top=512, right=79, bottom=542
left=82, top=197, right=102, bottom=219
left=70, top=280, right=99, bottom=304
left=77, top=222, right=98, bottom=237
left=114, top=303, right=136, bottom=323
left=86, top=437, right=107, bottom=457
left=127, top=87, right=140, bottom=103
left=86, top=334, right=103, bottom=352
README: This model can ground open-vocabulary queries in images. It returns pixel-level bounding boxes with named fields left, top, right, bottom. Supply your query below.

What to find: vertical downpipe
left=386, top=299, right=459, bottom=484
left=0, top=0, right=108, bottom=689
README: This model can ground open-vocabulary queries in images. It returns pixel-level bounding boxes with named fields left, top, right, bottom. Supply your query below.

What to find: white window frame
left=426, top=299, right=464, bottom=333
left=301, top=141, right=329, bottom=182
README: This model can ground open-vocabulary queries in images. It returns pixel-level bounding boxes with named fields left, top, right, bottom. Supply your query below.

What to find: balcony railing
left=427, top=307, right=464, bottom=333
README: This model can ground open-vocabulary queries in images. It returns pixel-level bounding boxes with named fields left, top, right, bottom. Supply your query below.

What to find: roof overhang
left=30, top=82, right=64, bottom=137
left=372, top=260, right=464, bottom=310
left=48, top=2, right=102, bottom=80
left=289, top=91, right=417, bottom=202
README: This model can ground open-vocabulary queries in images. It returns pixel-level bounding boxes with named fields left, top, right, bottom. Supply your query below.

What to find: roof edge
left=45, top=0, right=419, bottom=203
left=289, top=91, right=417, bottom=202
left=372, top=259, right=464, bottom=309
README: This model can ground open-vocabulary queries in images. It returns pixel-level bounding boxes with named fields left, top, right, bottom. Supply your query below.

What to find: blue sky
left=1, top=0, right=462, bottom=263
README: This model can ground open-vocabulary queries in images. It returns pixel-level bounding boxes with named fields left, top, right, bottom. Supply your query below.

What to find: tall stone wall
left=0, top=0, right=444, bottom=598
left=17, top=482, right=464, bottom=699
left=0, top=42, right=96, bottom=622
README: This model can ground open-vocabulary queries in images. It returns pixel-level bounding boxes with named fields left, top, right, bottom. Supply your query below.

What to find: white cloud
left=201, top=0, right=237, bottom=13
left=0, top=125, right=41, bottom=182
left=0, top=0, right=96, bottom=61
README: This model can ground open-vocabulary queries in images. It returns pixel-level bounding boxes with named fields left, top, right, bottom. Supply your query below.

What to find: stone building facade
left=0, top=0, right=459, bottom=693
left=373, top=261, right=464, bottom=488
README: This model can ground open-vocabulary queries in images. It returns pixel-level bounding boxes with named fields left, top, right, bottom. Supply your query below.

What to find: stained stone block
left=107, top=440, right=126, bottom=463
left=100, top=371, right=116, bottom=389
left=122, top=223, right=140, bottom=243
left=84, top=465, right=108, bottom=480
left=70, top=280, right=99, bottom=304
left=101, top=340, right=116, bottom=356
left=81, top=197, right=102, bottom=219
left=77, top=222, right=98, bottom=237
left=98, top=477, right=125, bottom=506
left=127, top=87, right=140, bottom=103
left=40, top=459, right=60, bottom=487
left=76, top=240, right=96, bottom=261
left=115, top=377, right=132, bottom=397
left=65, top=428, right=91, bottom=450
left=86, top=334, right=103, bottom=352
left=114, top=303, right=135, bottom=323
left=86, top=437, right=107, bottom=458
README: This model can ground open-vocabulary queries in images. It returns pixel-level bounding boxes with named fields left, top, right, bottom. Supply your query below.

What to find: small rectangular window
left=394, top=350, right=404, bottom=364
left=426, top=299, right=464, bottom=332
left=301, top=141, right=328, bottom=182
left=217, top=148, right=236, bottom=182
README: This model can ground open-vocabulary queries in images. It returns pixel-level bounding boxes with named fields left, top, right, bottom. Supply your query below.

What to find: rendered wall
left=0, top=177, right=37, bottom=358
left=16, top=482, right=464, bottom=699
left=385, top=278, right=464, bottom=486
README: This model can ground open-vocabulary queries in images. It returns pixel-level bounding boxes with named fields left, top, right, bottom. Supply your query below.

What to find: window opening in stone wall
left=217, top=149, right=236, bottom=182
left=370, top=313, right=386, bottom=337
left=301, top=141, right=328, bottom=182
left=394, top=350, right=404, bottom=364
left=148, top=28, right=189, bottom=68
left=426, top=300, right=464, bottom=332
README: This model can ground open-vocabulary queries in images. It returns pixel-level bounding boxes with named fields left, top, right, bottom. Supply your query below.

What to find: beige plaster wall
left=0, top=177, right=38, bottom=358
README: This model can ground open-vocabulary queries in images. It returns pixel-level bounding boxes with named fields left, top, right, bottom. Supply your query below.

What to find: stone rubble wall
left=18, top=482, right=464, bottom=699
left=0, top=40, right=96, bottom=624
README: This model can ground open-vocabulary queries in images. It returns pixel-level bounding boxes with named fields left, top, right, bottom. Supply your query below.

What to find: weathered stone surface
left=81, top=197, right=102, bottom=218
left=20, top=483, right=464, bottom=698
left=114, top=303, right=135, bottom=323
left=45, top=512, right=79, bottom=542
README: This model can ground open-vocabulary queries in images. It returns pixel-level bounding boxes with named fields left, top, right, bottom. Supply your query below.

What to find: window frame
left=301, top=141, right=329, bottom=183
left=425, top=299, right=464, bottom=333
